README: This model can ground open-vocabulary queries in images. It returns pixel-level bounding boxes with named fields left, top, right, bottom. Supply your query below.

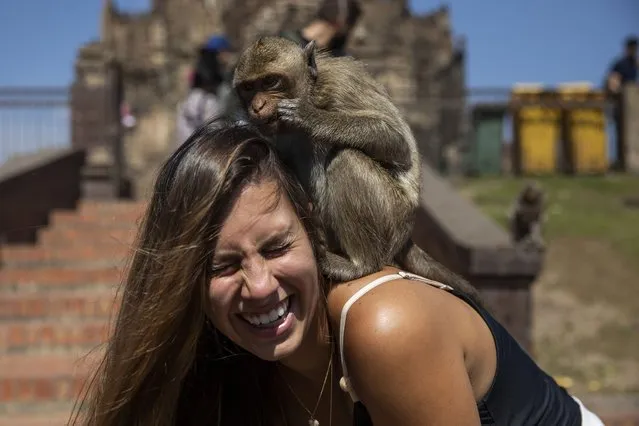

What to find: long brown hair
left=71, top=119, right=326, bottom=426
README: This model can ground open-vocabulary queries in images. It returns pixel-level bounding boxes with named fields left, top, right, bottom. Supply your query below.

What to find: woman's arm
left=337, top=278, right=481, bottom=426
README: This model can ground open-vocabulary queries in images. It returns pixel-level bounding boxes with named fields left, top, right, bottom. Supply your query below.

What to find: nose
left=251, top=98, right=266, bottom=114
left=240, top=257, right=278, bottom=301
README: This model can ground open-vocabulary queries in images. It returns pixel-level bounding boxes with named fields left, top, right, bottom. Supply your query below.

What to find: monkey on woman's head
left=232, top=36, right=480, bottom=302
left=233, top=37, right=319, bottom=132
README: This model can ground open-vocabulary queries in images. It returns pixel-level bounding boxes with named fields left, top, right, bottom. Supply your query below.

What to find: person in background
left=605, top=36, right=637, bottom=170
left=279, top=0, right=362, bottom=57
left=175, top=34, right=235, bottom=146
left=606, top=36, right=638, bottom=93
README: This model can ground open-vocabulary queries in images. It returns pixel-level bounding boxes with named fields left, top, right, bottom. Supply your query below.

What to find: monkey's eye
left=240, top=82, right=254, bottom=93
left=262, top=75, right=281, bottom=90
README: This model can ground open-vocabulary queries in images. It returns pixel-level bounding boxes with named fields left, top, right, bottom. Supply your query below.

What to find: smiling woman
left=70, top=118, right=605, bottom=426
left=70, top=118, right=332, bottom=426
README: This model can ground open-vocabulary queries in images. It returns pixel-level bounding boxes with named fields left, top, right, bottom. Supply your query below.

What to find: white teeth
left=241, top=297, right=291, bottom=327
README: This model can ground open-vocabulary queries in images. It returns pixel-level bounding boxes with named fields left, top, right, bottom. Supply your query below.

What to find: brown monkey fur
left=509, top=181, right=545, bottom=250
left=232, top=36, right=480, bottom=300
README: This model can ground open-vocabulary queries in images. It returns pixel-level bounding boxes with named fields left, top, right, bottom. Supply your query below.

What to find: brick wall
left=0, top=149, right=86, bottom=244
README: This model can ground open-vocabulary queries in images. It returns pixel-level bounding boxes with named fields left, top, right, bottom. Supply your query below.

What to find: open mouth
left=239, top=296, right=293, bottom=329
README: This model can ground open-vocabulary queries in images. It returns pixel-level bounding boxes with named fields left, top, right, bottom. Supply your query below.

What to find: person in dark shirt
left=279, top=0, right=362, bottom=57
left=607, top=36, right=638, bottom=93
left=606, top=36, right=637, bottom=170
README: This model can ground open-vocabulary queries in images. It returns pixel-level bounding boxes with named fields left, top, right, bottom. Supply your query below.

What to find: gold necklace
left=280, top=354, right=333, bottom=426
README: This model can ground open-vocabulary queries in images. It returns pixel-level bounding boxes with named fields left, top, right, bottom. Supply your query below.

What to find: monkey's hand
left=277, top=98, right=310, bottom=128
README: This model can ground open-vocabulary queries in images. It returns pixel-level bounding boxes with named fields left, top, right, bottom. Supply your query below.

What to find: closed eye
left=261, top=241, right=293, bottom=259
left=210, top=262, right=240, bottom=278
left=262, top=75, right=282, bottom=90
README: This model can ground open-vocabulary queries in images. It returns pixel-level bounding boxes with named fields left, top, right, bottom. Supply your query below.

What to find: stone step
left=0, top=290, right=119, bottom=320
left=77, top=201, right=146, bottom=215
left=0, top=267, right=121, bottom=292
left=0, top=353, right=98, bottom=406
left=1, top=245, right=131, bottom=267
left=0, top=320, right=111, bottom=354
left=50, top=209, right=144, bottom=228
left=38, top=228, right=136, bottom=247
left=0, top=411, right=75, bottom=426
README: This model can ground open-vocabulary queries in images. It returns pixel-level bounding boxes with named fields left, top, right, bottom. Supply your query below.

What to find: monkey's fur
left=232, top=36, right=479, bottom=300
left=509, top=181, right=546, bottom=251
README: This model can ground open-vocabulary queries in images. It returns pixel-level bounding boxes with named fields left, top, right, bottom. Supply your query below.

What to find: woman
left=72, top=119, right=604, bottom=426
left=175, top=35, right=234, bottom=146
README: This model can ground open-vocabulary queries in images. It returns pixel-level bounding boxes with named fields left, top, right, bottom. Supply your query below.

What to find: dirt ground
left=532, top=237, right=639, bottom=394
left=457, top=175, right=639, bottom=396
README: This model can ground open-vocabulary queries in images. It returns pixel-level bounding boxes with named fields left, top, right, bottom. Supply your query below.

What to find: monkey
left=509, top=181, right=546, bottom=251
left=232, top=36, right=480, bottom=300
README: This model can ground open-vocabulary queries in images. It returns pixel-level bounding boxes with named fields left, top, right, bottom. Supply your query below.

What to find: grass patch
left=456, top=174, right=639, bottom=262
left=457, top=174, right=639, bottom=393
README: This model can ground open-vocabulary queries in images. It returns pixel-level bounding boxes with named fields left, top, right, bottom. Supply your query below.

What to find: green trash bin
left=467, top=104, right=505, bottom=176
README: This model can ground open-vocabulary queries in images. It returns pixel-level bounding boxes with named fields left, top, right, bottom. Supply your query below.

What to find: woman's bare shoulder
left=327, top=266, right=464, bottom=330
left=326, top=268, right=484, bottom=424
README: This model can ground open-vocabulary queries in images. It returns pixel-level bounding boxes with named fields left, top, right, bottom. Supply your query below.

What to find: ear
left=303, top=40, right=318, bottom=81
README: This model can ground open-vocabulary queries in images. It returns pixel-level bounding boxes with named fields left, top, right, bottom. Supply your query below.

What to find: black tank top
left=341, top=272, right=582, bottom=426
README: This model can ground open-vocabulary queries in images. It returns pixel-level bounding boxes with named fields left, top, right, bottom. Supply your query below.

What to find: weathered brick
left=0, top=412, right=76, bottom=426
left=0, top=321, right=112, bottom=352
left=0, top=245, right=131, bottom=267
left=0, top=291, right=120, bottom=319
left=0, top=353, right=100, bottom=405
left=50, top=209, right=144, bottom=227
left=38, top=228, right=137, bottom=247
left=77, top=201, right=147, bottom=216
left=0, top=267, right=122, bottom=288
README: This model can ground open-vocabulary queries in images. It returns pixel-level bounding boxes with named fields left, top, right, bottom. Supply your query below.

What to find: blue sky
left=0, top=0, right=636, bottom=87
left=0, top=1, right=636, bottom=163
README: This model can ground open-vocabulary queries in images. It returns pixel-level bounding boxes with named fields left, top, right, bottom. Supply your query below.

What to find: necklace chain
left=280, top=353, right=333, bottom=426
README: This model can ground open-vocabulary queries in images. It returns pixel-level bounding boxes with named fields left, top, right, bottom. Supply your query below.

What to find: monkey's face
left=522, top=187, right=541, bottom=204
left=235, top=75, right=291, bottom=133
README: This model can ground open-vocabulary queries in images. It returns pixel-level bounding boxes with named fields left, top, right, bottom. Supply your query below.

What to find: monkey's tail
left=397, top=241, right=483, bottom=306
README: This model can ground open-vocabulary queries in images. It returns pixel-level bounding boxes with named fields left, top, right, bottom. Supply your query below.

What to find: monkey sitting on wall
left=232, top=36, right=479, bottom=300
left=509, top=181, right=546, bottom=251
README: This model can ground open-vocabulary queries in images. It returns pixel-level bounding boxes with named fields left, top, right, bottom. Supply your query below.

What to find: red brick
left=0, top=267, right=123, bottom=288
left=39, top=228, right=137, bottom=247
left=0, top=245, right=131, bottom=266
left=0, top=354, right=100, bottom=404
left=0, top=413, right=76, bottom=426
left=0, top=321, right=112, bottom=352
left=0, top=292, right=119, bottom=319
left=51, top=209, right=144, bottom=227
left=77, top=201, right=147, bottom=216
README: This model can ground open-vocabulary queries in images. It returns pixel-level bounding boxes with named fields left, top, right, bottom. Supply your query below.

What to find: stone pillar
left=622, top=84, right=639, bottom=174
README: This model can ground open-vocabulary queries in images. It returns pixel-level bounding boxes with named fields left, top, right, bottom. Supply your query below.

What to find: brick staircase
left=2, top=201, right=638, bottom=425
left=0, top=201, right=145, bottom=426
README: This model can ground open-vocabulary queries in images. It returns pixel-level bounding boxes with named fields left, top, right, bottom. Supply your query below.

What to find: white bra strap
left=338, top=271, right=454, bottom=402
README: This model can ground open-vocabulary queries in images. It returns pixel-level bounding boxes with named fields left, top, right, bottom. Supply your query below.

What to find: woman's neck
left=278, top=310, right=333, bottom=384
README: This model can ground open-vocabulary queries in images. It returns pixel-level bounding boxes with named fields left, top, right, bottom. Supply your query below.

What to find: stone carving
left=74, top=0, right=465, bottom=198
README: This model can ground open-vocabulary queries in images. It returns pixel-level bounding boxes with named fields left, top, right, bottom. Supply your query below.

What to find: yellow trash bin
left=511, top=83, right=561, bottom=175
left=557, top=82, right=608, bottom=175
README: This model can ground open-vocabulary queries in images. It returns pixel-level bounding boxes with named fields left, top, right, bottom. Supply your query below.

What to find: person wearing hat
left=175, top=34, right=236, bottom=146
left=279, top=0, right=362, bottom=57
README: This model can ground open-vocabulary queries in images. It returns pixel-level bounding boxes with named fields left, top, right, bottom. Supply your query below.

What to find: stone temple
left=74, top=0, right=466, bottom=197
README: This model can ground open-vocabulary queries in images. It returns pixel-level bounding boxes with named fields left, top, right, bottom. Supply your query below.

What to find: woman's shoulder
left=326, top=268, right=490, bottom=420
left=327, top=267, right=472, bottom=351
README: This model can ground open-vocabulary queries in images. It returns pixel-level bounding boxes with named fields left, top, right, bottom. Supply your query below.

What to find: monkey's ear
left=303, top=40, right=318, bottom=80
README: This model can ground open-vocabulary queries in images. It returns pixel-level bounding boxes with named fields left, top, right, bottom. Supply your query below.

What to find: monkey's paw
left=277, top=99, right=305, bottom=126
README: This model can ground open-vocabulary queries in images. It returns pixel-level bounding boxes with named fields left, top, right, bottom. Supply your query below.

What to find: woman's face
left=207, top=179, right=320, bottom=361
